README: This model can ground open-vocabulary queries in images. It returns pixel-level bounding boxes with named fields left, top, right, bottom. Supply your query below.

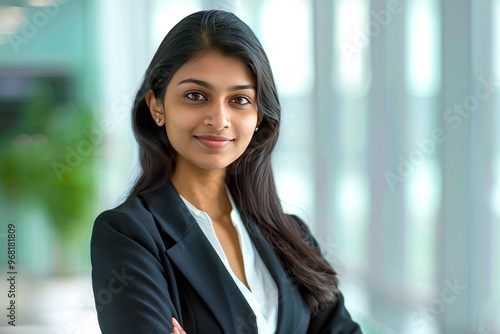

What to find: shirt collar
left=178, top=184, right=241, bottom=227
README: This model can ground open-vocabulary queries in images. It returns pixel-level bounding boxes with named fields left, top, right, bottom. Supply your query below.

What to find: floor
left=0, top=275, right=101, bottom=334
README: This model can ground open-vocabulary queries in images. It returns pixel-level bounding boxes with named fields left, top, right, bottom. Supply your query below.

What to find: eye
left=186, top=92, right=207, bottom=101
left=230, top=96, right=251, bottom=105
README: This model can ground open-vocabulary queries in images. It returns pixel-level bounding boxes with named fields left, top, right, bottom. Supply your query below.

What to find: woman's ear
left=145, top=89, right=164, bottom=126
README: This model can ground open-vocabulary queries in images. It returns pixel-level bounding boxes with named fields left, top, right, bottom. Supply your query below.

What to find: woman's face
left=149, top=50, right=261, bottom=172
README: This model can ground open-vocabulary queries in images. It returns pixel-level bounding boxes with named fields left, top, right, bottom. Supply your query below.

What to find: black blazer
left=90, top=181, right=362, bottom=333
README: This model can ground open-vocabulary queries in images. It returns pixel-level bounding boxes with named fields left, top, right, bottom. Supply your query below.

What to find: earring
left=156, top=118, right=161, bottom=123
left=255, top=127, right=259, bottom=132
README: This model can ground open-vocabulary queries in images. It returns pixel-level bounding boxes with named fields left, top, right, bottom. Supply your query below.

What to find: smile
left=195, top=135, right=234, bottom=149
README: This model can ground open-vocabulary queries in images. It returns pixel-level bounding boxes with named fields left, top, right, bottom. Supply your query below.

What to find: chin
left=194, top=159, right=234, bottom=171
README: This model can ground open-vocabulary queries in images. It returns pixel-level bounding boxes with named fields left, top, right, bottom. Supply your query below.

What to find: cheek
left=237, top=114, right=258, bottom=138
left=166, top=110, right=199, bottom=136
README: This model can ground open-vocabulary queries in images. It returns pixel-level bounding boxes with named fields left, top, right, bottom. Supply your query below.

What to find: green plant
left=0, top=80, right=98, bottom=272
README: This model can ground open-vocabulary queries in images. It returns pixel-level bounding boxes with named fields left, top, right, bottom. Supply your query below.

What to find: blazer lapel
left=140, top=182, right=258, bottom=333
left=246, top=224, right=309, bottom=334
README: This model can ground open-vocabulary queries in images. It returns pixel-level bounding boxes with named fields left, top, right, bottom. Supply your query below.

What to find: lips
left=195, top=135, right=234, bottom=149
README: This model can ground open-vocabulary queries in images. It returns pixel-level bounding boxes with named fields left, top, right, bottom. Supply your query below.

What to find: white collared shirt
left=179, top=187, right=278, bottom=334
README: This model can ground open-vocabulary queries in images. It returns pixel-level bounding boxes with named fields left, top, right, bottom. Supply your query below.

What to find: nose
left=204, top=99, right=231, bottom=131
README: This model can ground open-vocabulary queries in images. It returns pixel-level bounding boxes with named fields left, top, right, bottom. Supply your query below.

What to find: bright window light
left=405, top=0, right=440, bottom=97
left=335, top=168, right=369, bottom=264
left=334, top=0, right=370, bottom=97
left=150, top=0, right=201, bottom=50
left=405, top=160, right=441, bottom=285
left=261, top=0, right=313, bottom=96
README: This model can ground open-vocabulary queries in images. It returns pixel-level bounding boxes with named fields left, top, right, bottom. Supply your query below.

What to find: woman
left=91, top=10, right=362, bottom=334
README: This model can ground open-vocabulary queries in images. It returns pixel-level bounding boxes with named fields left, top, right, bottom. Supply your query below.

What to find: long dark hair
left=129, top=10, right=339, bottom=314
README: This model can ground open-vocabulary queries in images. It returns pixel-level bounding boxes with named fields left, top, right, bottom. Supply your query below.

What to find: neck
left=171, top=157, right=231, bottom=219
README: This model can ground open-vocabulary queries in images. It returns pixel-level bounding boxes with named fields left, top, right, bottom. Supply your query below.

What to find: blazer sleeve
left=90, top=209, right=176, bottom=334
left=288, top=215, right=363, bottom=334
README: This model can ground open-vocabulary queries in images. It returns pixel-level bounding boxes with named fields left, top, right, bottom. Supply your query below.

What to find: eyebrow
left=177, top=78, right=255, bottom=92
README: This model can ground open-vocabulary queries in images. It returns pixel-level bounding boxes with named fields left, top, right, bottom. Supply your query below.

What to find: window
left=404, top=0, right=441, bottom=287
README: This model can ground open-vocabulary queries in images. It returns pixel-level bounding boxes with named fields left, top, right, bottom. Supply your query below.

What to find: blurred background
left=0, top=0, right=498, bottom=333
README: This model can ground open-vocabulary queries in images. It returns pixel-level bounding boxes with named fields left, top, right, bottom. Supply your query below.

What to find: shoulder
left=91, top=194, right=165, bottom=253
left=94, top=195, right=150, bottom=231
left=286, top=214, right=318, bottom=248
left=286, top=214, right=310, bottom=233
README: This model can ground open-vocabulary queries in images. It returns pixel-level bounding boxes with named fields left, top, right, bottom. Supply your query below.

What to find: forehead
left=170, top=51, right=255, bottom=87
